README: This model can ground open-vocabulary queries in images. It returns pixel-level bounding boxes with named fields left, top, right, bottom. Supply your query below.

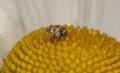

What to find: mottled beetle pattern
left=46, top=25, right=67, bottom=41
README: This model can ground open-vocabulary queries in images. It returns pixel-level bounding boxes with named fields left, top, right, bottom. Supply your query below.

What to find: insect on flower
left=46, top=25, right=67, bottom=41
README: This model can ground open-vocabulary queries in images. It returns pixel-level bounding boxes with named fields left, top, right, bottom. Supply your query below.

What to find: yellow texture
left=1, top=25, right=120, bottom=73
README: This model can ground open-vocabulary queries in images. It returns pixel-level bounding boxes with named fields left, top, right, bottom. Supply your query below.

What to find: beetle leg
left=50, top=35, right=54, bottom=42
left=63, top=35, right=65, bottom=38
left=57, top=36, right=61, bottom=41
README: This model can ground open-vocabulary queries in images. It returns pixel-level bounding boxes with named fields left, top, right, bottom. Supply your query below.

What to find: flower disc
left=1, top=25, right=120, bottom=73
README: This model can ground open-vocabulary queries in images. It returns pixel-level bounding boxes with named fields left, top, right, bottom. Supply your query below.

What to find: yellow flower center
left=1, top=25, right=120, bottom=73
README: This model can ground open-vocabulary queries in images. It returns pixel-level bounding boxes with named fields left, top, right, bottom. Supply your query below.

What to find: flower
left=1, top=25, right=120, bottom=73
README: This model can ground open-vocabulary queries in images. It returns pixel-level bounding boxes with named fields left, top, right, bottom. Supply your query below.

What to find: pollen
left=1, top=24, right=120, bottom=73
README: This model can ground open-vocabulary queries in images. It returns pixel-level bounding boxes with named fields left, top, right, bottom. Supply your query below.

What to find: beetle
left=46, top=25, right=67, bottom=41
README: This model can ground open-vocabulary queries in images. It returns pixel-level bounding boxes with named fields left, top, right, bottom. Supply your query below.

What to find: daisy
left=0, top=0, right=120, bottom=73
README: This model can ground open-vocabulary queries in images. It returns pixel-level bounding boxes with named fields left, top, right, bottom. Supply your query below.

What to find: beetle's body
left=46, top=25, right=67, bottom=41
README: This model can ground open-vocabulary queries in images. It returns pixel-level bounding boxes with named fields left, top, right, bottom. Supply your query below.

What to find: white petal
left=0, top=55, right=3, bottom=70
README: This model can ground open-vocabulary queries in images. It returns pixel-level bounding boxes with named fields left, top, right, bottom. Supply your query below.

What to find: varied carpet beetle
left=46, top=25, right=67, bottom=41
